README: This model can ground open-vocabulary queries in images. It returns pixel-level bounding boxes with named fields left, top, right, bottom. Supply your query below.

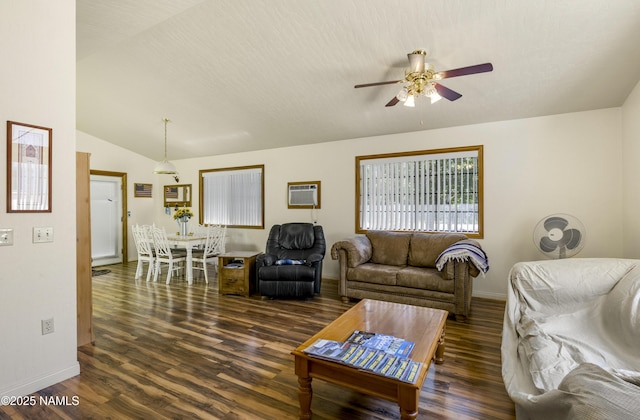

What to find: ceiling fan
left=355, top=49, right=493, bottom=107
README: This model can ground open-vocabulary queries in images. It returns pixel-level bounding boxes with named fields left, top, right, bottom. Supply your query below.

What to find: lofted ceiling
left=76, top=0, right=640, bottom=162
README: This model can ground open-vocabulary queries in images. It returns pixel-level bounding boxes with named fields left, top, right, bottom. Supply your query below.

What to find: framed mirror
left=164, top=184, right=192, bottom=207
left=7, top=121, right=52, bottom=212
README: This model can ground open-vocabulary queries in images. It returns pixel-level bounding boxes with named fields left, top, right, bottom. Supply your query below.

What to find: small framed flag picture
left=134, top=183, right=152, bottom=198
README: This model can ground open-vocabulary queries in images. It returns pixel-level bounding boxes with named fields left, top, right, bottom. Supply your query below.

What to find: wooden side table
left=218, top=251, right=260, bottom=297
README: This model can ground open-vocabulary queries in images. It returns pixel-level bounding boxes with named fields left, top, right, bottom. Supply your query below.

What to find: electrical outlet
left=0, top=228, right=13, bottom=246
left=41, top=318, right=54, bottom=335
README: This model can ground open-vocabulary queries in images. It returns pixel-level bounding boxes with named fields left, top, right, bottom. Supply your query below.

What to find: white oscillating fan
left=533, top=214, right=585, bottom=259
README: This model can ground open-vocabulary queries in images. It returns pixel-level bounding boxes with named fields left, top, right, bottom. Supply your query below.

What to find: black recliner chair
left=256, top=223, right=326, bottom=298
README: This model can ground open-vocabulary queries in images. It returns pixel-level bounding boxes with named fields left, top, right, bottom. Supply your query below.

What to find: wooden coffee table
left=291, top=299, right=447, bottom=420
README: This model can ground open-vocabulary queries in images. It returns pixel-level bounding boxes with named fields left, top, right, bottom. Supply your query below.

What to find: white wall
left=0, top=1, right=79, bottom=396
left=155, top=108, right=623, bottom=299
left=622, top=79, right=640, bottom=258
left=76, top=130, right=160, bottom=262
left=77, top=108, right=625, bottom=299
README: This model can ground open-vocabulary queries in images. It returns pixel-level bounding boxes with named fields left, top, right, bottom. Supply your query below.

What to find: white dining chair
left=132, top=224, right=155, bottom=281
left=192, top=225, right=226, bottom=283
left=193, top=224, right=208, bottom=237
left=192, top=224, right=209, bottom=249
left=151, top=226, right=187, bottom=284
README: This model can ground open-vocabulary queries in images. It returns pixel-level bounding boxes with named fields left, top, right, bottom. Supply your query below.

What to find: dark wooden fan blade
left=385, top=97, right=400, bottom=107
left=354, top=80, right=403, bottom=88
left=438, top=63, right=493, bottom=79
left=434, top=84, right=462, bottom=101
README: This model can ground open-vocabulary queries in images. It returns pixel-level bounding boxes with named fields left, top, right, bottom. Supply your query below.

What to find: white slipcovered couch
left=502, top=258, right=640, bottom=419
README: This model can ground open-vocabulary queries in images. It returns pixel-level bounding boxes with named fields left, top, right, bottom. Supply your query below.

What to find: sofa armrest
left=441, top=259, right=480, bottom=279
left=330, top=235, right=372, bottom=268
left=331, top=236, right=372, bottom=299
left=438, top=239, right=484, bottom=279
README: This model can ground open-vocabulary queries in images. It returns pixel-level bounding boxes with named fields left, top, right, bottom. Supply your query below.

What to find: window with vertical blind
left=199, top=165, right=264, bottom=228
left=356, top=146, right=483, bottom=238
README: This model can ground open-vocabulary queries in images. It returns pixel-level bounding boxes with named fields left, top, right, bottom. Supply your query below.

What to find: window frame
left=355, top=145, right=483, bottom=238
left=199, top=164, right=265, bottom=229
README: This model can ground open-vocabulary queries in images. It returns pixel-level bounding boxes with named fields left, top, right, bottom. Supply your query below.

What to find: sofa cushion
left=396, top=266, right=454, bottom=293
left=347, top=263, right=400, bottom=286
left=366, top=231, right=410, bottom=266
left=408, top=233, right=467, bottom=268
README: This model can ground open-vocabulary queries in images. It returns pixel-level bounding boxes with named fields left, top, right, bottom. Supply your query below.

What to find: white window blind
left=358, top=147, right=482, bottom=236
left=201, top=166, right=263, bottom=227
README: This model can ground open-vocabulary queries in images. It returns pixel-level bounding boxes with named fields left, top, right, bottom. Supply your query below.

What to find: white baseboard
left=1, top=362, right=80, bottom=398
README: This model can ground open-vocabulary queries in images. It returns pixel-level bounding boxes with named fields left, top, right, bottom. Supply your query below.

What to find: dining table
left=166, top=234, right=207, bottom=284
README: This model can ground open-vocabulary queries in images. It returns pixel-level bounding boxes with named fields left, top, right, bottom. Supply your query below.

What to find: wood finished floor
left=1, top=263, right=515, bottom=419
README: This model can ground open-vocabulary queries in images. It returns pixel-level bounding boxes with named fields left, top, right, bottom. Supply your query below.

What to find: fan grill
left=533, top=214, right=585, bottom=259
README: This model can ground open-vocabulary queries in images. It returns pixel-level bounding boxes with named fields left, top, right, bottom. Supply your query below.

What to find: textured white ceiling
left=76, top=0, right=640, bottom=161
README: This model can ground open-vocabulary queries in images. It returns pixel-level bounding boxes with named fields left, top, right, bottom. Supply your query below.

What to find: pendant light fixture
left=154, top=117, right=177, bottom=174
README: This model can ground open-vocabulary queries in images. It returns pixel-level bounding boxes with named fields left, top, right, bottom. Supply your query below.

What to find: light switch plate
left=33, top=227, right=54, bottom=243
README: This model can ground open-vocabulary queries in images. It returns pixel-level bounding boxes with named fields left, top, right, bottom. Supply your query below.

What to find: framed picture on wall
left=134, top=183, right=153, bottom=198
left=6, top=121, right=52, bottom=212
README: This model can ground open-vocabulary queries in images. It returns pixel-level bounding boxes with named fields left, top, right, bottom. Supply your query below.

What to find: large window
left=199, top=165, right=264, bottom=229
left=356, top=146, right=483, bottom=238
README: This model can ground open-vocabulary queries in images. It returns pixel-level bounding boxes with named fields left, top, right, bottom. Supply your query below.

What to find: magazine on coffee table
left=346, top=330, right=415, bottom=358
left=302, top=331, right=422, bottom=384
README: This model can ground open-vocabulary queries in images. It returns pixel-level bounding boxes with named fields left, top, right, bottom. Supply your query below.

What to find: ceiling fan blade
left=354, top=80, right=403, bottom=88
left=434, top=84, right=462, bottom=101
left=385, top=97, right=400, bottom=107
left=438, top=63, right=493, bottom=79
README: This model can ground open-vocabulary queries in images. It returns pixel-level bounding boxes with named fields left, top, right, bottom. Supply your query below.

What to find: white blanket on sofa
left=502, top=259, right=640, bottom=419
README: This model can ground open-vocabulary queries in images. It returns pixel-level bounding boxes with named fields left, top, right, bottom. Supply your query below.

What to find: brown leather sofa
left=331, top=231, right=482, bottom=320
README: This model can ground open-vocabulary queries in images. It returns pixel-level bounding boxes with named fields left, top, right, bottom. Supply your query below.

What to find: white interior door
left=90, top=175, right=123, bottom=266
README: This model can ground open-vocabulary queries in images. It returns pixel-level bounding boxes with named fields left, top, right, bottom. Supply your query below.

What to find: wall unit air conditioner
left=288, top=182, right=320, bottom=208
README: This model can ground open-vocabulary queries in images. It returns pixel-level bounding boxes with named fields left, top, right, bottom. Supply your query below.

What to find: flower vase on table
left=173, top=207, right=194, bottom=236
left=177, top=216, right=189, bottom=236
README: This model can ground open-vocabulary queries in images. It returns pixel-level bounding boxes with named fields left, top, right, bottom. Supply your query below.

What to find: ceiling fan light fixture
left=408, top=49, right=427, bottom=73
left=403, top=94, right=415, bottom=107
left=154, top=117, right=178, bottom=175
left=396, top=88, right=409, bottom=102
left=424, top=84, right=442, bottom=104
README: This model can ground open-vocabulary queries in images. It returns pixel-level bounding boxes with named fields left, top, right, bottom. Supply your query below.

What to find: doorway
left=90, top=171, right=128, bottom=267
